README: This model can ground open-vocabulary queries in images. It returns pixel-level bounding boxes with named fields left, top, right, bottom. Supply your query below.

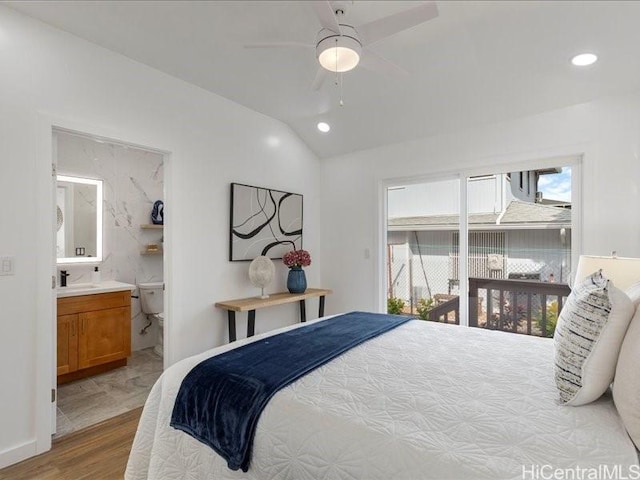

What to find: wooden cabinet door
left=78, top=307, right=131, bottom=369
left=57, top=314, right=78, bottom=375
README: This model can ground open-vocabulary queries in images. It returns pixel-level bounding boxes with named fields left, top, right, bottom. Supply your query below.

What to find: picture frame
left=229, top=183, right=303, bottom=261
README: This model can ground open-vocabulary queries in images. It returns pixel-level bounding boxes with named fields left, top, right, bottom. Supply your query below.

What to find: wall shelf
left=141, top=250, right=163, bottom=256
left=141, top=224, right=163, bottom=229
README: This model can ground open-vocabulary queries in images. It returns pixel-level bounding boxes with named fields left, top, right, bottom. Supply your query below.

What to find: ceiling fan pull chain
left=332, top=13, right=346, bottom=107
left=332, top=38, right=344, bottom=107
left=334, top=38, right=339, bottom=86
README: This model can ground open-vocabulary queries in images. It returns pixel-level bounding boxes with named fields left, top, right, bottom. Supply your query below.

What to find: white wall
left=0, top=6, right=320, bottom=467
left=321, top=91, right=640, bottom=315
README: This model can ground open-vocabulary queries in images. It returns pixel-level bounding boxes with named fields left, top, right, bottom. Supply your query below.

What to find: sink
left=57, top=282, right=101, bottom=298
left=61, top=283, right=99, bottom=291
left=57, top=280, right=136, bottom=298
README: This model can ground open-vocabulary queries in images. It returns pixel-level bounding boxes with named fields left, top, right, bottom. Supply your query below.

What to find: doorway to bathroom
left=52, top=128, right=167, bottom=437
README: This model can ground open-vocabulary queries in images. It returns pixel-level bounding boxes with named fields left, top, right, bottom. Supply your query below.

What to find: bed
left=125, top=315, right=639, bottom=480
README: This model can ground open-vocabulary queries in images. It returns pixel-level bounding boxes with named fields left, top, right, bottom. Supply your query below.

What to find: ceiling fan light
left=571, top=53, right=598, bottom=66
left=319, top=46, right=360, bottom=72
left=316, top=33, right=362, bottom=73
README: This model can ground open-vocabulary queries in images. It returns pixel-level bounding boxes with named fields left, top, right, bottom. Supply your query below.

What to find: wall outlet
left=0, top=256, right=15, bottom=276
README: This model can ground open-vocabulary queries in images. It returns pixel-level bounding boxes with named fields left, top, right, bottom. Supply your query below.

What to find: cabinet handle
left=71, top=320, right=76, bottom=337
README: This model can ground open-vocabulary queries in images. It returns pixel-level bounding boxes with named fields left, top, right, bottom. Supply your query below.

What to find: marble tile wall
left=56, top=131, right=164, bottom=351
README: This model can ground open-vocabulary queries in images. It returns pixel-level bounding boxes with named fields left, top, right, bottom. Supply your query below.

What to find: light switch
left=0, top=256, right=14, bottom=276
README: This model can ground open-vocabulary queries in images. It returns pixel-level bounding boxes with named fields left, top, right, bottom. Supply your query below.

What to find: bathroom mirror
left=56, top=175, right=103, bottom=264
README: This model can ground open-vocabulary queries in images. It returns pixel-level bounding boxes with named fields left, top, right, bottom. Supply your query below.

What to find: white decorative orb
left=249, top=256, right=275, bottom=292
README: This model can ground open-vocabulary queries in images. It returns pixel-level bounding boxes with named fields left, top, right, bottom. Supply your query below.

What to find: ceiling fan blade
left=359, top=50, right=410, bottom=78
left=243, top=42, right=314, bottom=49
left=357, top=2, right=438, bottom=46
left=311, top=1, right=341, bottom=34
left=311, top=67, right=329, bottom=91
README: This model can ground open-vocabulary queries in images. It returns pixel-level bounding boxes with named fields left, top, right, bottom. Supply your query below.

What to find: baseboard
left=0, top=439, right=37, bottom=470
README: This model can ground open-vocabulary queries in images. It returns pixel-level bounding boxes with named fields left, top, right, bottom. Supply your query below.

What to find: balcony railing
left=420, top=277, right=571, bottom=337
left=428, top=296, right=460, bottom=324
left=469, top=277, right=570, bottom=337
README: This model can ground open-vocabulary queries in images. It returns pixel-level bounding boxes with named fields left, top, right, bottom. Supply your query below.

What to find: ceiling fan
left=245, top=1, right=439, bottom=91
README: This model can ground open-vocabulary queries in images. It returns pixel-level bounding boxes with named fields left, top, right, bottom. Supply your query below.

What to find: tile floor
left=55, top=347, right=163, bottom=438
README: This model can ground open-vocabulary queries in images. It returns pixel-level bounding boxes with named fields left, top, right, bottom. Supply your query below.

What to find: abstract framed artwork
left=229, top=183, right=303, bottom=261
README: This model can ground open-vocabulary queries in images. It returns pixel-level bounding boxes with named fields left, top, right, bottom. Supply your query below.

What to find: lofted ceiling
left=6, top=1, right=640, bottom=158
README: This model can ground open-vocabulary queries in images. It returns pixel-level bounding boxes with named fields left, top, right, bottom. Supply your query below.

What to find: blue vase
left=287, top=267, right=307, bottom=294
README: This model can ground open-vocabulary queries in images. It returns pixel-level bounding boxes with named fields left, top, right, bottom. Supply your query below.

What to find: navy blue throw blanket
left=170, top=311, right=410, bottom=472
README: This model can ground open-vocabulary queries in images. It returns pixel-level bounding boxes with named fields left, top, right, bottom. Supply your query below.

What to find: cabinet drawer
left=58, top=290, right=131, bottom=316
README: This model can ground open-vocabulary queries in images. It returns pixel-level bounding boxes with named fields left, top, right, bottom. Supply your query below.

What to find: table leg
left=319, top=295, right=326, bottom=317
left=227, top=311, right=237, bottom=343
left=248, top=309, right=256, bottom=337
left=299, top=300, right=306, bottom=323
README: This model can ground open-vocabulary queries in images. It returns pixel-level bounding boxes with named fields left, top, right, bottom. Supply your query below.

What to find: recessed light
left=571, top=53, right=598, bottom=67
left=317, top=122, right=330, bottom=133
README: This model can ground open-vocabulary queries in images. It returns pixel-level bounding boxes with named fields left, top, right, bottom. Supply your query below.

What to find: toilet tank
left=138, top=282, right=164, bottom=314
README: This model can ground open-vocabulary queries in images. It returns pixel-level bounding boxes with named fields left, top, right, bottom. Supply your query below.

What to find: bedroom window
left=386, top=165, right=574, bottom=338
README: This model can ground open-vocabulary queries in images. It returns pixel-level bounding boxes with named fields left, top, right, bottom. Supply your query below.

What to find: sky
left=537, top=167, right=571, bottom=202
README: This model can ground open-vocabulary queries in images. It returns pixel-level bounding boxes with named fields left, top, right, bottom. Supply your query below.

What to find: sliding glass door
left=467, top=167, right=572, bottom=337
left=386, top=177, right=460, bottom=323
left=385, top=162, right=575, bottom=338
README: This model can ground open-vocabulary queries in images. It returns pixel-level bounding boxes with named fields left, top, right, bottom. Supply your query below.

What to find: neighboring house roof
left=498, top=201, right=571, bottom=224
left=388, top=200, right=571, bottom=231
left=390, top=212, right=499, bottom=229
left=539, top=198, right=572, bottom=208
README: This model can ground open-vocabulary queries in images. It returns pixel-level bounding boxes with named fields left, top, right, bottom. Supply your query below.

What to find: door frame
left=377, top=152, right=584, bottom=323
left=35, top=114, right=173, bottom=453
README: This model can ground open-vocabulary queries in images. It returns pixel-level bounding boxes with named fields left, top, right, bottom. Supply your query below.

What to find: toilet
left=138, top=282, right=164, bottom=357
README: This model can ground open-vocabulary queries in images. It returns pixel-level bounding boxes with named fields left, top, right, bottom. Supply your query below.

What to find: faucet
left=60, top=270, right=70, bottom=287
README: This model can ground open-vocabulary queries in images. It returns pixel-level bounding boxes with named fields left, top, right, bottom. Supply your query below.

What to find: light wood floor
left=0, top=407, right=142, bottom=480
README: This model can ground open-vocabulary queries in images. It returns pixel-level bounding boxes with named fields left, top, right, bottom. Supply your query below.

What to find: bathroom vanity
left=57, top=281, right=135, bottom=384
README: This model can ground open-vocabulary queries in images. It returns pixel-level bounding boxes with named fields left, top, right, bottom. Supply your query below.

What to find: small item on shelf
left=151, top=200, right=164, bottom=225
left=145, top=243, right=160, bottom=253
left=91, top=266, right=101, bottom=284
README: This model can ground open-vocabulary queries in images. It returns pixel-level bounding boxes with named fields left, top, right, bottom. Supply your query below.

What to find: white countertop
left=57, top=280, right=137, bottom=298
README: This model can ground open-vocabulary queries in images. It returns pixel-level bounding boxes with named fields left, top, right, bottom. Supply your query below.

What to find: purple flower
left=283, top=249, right=311, bottom=268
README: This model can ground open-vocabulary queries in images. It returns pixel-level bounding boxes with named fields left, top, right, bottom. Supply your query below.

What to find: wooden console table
left=215, top=288, right=332, bottom=342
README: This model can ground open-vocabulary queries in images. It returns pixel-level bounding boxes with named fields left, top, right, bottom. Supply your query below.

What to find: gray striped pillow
left=554, top=270, right=634, bottom=406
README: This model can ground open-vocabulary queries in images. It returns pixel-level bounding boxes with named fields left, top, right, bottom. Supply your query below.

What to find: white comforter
left=126, top=318, right=638, bottom=480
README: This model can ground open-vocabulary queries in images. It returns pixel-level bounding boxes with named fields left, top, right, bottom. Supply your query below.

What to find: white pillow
left=624, top=280, right=640, bottom=308
left=613, top=305, right=640, bottom=449
left=554, top=270, right=634, bottom=406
